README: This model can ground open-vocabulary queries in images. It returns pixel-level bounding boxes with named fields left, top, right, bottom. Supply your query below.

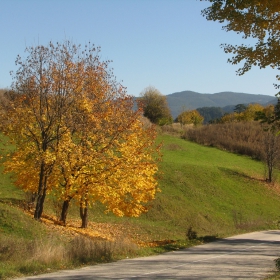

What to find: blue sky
left=0, top=0, right=278, bottom=97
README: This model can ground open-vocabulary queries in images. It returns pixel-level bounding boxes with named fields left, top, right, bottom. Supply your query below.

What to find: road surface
left=15, top=230, right=280, bottom=279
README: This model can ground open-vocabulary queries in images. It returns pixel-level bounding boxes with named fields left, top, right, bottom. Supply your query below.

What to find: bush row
left=181, top=121, right=279, bottom=161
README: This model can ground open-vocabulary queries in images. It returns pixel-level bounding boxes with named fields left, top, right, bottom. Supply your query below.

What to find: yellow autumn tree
left=219, top=112, right=239, bottom=123
left=219, top=104, right=265, bottom=123
left=0, top=41, right=160, bottom=224
left=60, top=117, right=159, bottom=228
left=52, top=84, right=160, bottom=227
left=177, top=110, right=204, bottom=126
left=237, top=104, right=264, bottom=121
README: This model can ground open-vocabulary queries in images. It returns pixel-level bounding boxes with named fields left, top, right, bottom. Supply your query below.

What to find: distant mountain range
left=166, top=91, right=277, bottom=119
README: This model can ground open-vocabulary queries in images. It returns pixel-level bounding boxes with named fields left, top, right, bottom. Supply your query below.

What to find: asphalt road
left=15, top=230, right=280, bottom=280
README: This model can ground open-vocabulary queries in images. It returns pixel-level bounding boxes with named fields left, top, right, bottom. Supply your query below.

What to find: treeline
left=196, top=107, right=226, bottom=124
left=139, top=86, right=277, bottom=127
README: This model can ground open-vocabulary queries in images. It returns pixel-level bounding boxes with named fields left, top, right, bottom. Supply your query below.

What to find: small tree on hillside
left=220, top=104, right=265, bottom=123
left=262, top=130, right=280, bottom=183
left=139, top=86, right=173, bottom=125
left=176, top=110, right=204, bottom=126
left=238, top=104, right=264, bottom=122
left=255, top=104, right=280, bottom=183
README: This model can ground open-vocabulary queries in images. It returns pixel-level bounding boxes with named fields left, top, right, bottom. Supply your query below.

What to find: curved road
left=16, top=230, right=280, bottom=279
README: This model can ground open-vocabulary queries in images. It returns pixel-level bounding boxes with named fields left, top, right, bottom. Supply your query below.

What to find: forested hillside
left=166, top=91, right=276, bottom=119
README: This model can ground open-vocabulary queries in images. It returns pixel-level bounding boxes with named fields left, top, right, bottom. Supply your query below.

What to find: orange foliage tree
left=1, top=41, right=160, bottom=225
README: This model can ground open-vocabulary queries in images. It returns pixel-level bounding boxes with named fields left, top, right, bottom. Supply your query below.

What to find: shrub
left=275, top=257, right=280, bottom=271
left=186, top=226, right=197, bottom=240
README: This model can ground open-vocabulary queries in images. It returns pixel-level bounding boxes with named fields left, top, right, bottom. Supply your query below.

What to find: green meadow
left=133, top=134, right=280, bottom=239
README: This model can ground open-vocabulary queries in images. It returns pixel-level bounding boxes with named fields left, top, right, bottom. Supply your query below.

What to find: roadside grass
left=1, top=133, right=280, bottom=278
left=265, top=258, right=280, bottom=279
left=266, top=272, right=280, bottom=280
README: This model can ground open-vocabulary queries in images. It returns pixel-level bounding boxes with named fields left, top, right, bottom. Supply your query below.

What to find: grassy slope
left=133, top=134, right=280, bottom=239
left=1, top=133, right=280, bottom=277
left=75, top=133, right=280, bottom=241
left=0, top=134, right=43, bottom=239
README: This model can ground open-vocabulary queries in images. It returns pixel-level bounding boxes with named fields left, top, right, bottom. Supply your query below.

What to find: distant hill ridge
left=166, top=90, right=277, bottom=118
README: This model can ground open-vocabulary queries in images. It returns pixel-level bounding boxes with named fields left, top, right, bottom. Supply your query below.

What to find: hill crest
left=166, top=90, right=277, bottom=118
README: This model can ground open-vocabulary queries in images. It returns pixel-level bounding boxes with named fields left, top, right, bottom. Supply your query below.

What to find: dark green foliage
left=234, top=104, right=247, bottom=113
left=275, top=258, right=280, bottom=271
left=196, top=107, right=226, bottom=124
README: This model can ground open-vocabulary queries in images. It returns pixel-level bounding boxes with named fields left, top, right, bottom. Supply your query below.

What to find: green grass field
left=134, top=134, right=280, bottom=239
left=1, top=133, right=280, bottom=278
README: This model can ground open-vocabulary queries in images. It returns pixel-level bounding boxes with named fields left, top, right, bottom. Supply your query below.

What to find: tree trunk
left=34, top=192, right=46, bottom=220
left=34, top=162, right=47, bottom=220
left=267, top=155, right=273, bottom=183
left=60, top=200, right=70, bottom=225
left=264, top=131, right=278, bottom=183
left=80, top=201, right=88, bottom=228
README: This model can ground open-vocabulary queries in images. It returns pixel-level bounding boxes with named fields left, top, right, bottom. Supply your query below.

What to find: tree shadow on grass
left=199, top=235, right=220, bottom=243
left=218, top=167, right=264, bottom=182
